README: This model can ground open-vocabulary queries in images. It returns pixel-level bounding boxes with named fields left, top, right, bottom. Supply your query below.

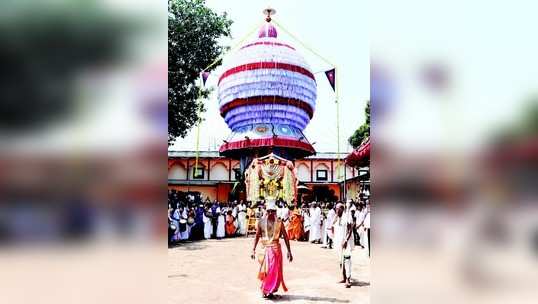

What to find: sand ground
left=168, top=237, right=370, bottom=304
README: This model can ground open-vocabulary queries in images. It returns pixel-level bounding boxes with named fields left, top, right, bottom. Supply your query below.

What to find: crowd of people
left=168, top=191, right=371, bottom=259
left=167, top=198, right=248, bottom=242
left=286, top=199, right=371, bottom=257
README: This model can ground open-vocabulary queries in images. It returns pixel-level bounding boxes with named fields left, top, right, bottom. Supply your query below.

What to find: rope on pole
left=271, top=19, right=335, bottom=67
left=194, top=21, right=265, bottom=171
left=335, top=66, right=341, bottom=181
left=272, top=18, right=343, bottom=196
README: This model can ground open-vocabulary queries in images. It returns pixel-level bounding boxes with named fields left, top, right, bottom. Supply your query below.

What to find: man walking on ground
left=332, top=203, right=354, bottom=288
left=252, top=198, right=293, bottom=299
left=323, top=203, right=336, bottom=249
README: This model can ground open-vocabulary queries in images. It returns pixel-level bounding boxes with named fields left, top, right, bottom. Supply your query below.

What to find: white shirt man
left=302, top=208, right=310, bottom=234
left=232, top=203, right=238, bottom=218
left=332, top=203, right=354, bottom=287
left=309, top=203, right=322, bottom=243
left=216, top=206, right=225, bottom=239
left=237, top=202, right=247, bottom=235
left=232, top=203, right=239, bottom=229
left=277, top=204, right=290, bottom=223
left=324, top=206, right=336, bottom=248
left=202, top=211, right=212, bottom=239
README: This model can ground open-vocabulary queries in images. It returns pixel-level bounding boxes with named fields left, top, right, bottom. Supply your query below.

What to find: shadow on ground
left=351, top=281, right=370, bottom=287
left=271, top=295, right=350, bottom=303
left=168, top=238, right=247, bottom=250
left=168, top=242, right=208, bottom=251
left=168, top=274, right=188, bottom=279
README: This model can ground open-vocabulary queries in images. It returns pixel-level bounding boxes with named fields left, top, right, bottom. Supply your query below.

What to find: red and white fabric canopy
left=218, top=21, right=317, bottom=158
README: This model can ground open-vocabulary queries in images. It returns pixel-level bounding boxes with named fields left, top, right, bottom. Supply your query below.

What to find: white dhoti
left=325, top=209, right=336, bottom=244
left=203, top=214, right=212, bottom=239
left=309, top=223, right=321, bottom=242
left=216, top=215, right=225, bottom=238
left=321, top=220, right=327, bottom=245
left=238, top=212, right=247, bottom=235
left=303, top=214, right=310, bottom=233
left=333, top=215, right=354, bottom=278
left=309, top=207, right=322, bottom=241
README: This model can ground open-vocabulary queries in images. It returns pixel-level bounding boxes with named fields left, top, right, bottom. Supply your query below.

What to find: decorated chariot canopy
left=218, top=9, right=317, bottom=160
left=244, top=153, right=298, bottom=204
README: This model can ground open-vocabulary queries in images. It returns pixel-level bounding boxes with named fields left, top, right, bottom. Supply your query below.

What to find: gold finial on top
left=263, top=7, right=276, bottom=22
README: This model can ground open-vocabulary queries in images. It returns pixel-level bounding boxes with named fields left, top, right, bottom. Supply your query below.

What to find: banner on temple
left=244, top=153, right=298, bottom=203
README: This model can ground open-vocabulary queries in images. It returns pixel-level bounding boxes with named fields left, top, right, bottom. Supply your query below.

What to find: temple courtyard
left=168, top=237, right=370, bottom=303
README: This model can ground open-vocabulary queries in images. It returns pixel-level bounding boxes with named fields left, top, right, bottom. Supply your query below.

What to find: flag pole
left=193, top=21, right=264, bottom=171
left=272, top=18, right=342, bottom=193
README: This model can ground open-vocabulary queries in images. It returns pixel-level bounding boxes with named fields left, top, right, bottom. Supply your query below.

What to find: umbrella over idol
left=214, top=8, right=331, bottom=203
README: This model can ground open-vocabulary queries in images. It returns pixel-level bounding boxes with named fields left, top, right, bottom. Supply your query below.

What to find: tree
left=491, top=96, right=538, bottom=145
left=348, top=100, right=370, bottom=148
left=168, top=0, right=232, bottom=145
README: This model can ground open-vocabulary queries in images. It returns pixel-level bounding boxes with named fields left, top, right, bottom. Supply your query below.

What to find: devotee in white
left=216, top=206, right=225, bottom=239
left=232, top=201, right=239, bottom=229
left=203, top=210, right=212, bottom=239
left=358, top=203, right=370, bottom=257
left=332, top=203, right=354, bottom=288
left=277, top=202, right=290, bottom=223
left=302, top=207, right=310, bottom=239
left=324, top=203, right=336, bottom=249
left=238, top=201, right=247, bottom=235
left=309, top=202, right=322, bottom=243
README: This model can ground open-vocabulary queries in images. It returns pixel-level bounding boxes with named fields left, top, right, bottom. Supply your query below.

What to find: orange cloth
left=225, top=214, right=236, bottom=236
left=286, top=213, right=303, bottom=241
left=259, top=242, right=288, bottom=294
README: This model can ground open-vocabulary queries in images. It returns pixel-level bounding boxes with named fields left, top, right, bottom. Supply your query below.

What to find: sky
left=170, top=0, right=538, bottom=155
left=370, top=1, right=538, bottom=154
left=170, top=0, right=369, bottom=153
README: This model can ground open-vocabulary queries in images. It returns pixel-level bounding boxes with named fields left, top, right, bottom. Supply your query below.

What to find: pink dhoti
left=258, top=242, right=288, bottom=295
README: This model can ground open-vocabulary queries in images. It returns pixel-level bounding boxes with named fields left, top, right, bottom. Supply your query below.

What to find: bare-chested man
left=252, top=198, right=293, bottom=299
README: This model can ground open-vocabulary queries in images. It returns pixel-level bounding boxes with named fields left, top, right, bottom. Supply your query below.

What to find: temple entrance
left=311, top=185, right=338, bottom=202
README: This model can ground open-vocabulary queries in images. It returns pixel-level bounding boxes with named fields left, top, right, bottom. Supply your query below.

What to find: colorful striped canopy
left=218, top=22, right=317, bottom=158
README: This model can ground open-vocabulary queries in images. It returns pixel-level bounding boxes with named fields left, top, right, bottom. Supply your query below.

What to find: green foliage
left=348, top=100, right=370, bottom=148
left=492, top=96, right=538, bottom=145
left=168, top=0, right=232, bottom=144
left=521, top=98, right=538, bottom=135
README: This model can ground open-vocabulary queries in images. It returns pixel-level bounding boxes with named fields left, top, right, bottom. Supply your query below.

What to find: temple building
left=168, top=150, right=366, bottom=203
